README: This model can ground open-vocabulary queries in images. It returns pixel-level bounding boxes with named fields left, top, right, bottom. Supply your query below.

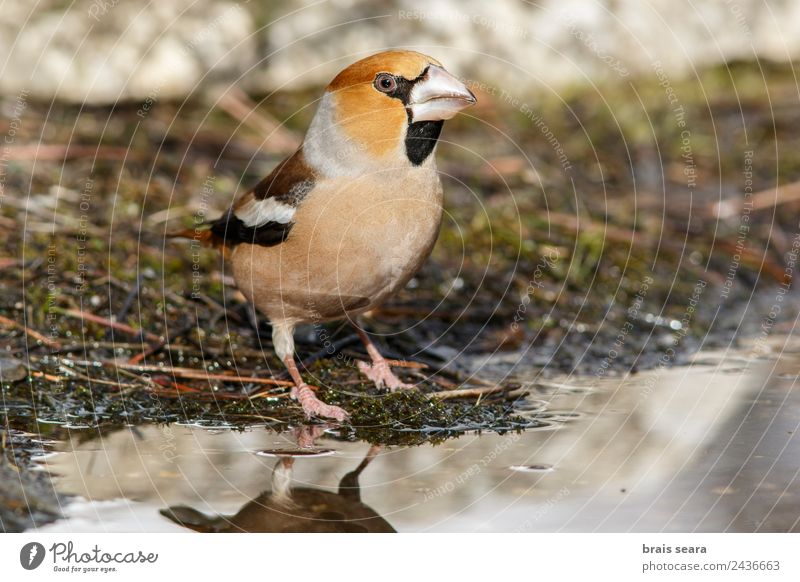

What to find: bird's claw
left=357, top=359, right=414, bottom=391
left=291, top=383, right=348, bottom=421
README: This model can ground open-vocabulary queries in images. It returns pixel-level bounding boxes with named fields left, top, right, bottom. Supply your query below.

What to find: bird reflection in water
left=160, top=427, right=394, bottom=533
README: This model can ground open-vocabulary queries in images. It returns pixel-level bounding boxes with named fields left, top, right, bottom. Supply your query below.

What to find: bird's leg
left=338, top=444, right=383, bottom=501
left=283, top=355, right=348, bottom=421
left=271, top=457, right=294, bottom=505
left=353, top=326, right=414, bottom=390
left=292, top=424, right=328, bottom=449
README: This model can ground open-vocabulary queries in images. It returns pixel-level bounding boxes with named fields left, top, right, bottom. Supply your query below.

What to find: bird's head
left=304, top=50, right=476, bottom=175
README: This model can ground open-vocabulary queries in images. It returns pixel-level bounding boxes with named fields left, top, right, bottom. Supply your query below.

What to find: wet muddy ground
left=3, top=61, right=800, bottom=531
left=10, top=336, right=799, bottom=533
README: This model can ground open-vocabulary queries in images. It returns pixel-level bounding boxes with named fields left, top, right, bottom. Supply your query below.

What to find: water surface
left=34, top=342, right=800, bottom=532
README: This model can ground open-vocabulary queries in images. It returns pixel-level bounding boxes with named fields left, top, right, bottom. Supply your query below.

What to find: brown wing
left=207, top=148, right=316, bottom=248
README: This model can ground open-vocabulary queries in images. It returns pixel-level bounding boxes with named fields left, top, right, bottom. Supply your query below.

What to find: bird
left=161, top=443, right=393, bottom=533
left=179, top=50, right=476, bottom=421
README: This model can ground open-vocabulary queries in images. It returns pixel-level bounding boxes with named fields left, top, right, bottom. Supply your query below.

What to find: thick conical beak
left=408, top=65, right=477, bottom=122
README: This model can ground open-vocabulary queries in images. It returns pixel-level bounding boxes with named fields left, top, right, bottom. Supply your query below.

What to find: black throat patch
left=404, top=120, right=443, bottom=166
left=379, top=67, right=444, bottom=165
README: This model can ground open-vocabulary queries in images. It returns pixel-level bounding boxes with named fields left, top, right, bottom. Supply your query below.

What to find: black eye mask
left=375, top=67, right=443, bottom=166
left=377, top=66, right=429, bottom=106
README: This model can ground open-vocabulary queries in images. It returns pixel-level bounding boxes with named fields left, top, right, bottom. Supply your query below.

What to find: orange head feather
left=317, top=50, right=475, bottom=165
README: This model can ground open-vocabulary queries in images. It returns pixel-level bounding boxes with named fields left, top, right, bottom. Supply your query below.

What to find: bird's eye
left=374, top=73, right=397, bottom=93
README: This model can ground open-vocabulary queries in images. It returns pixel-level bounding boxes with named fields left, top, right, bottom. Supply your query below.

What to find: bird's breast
left=300, top=170, right=441, bottom=295
left=232, top=167, right=443, bottom=322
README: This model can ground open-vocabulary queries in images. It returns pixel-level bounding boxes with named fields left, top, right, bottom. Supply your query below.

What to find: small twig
left=69, top=359, right=294, bottom=387
left=106, top=274, right=144, bottom=343
left=0, top=314, right=61, bottom=349
left=0, top=257, right=18, bottom=270
left=56, top=365, right=133, bottom=389
left=31, top=371, right=64, bottom=382
left=505, top=387, right=531, bottom=400
left=6, top=144, right=134, bottom=161
left=711, top=180, right=800, bottom=218
left=431, top=385, right=506, bottom=400
left=127, top=341, right=165, bottom=365
left=55, top=308, right=160, bottom=342
left=153, top=379, right=202, bottom=393
left=176, top=371, right=291, bottom=386
left=247, top=390, right=293, bottom=400
left=115, top=274, right=144, bottom=322
left=150, top=377, right=281, bottom=399
left=714, top=239, right=785, bottom=281
left=216, top=87, right=301, bottom=153
left=46, top=341, right=147, bottom=353
left=431, top=375, right=458, bottom=389
left=248, top=384, right=302, bottom=399
left=385, top=359, right=428, bottom=369
left=128, top=322, right=197, bottom=364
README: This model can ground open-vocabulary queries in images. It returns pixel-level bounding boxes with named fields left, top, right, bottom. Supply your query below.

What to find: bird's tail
left=166, top=226, right=230, bottom=256
left=166, top=227, right=215, bottom=244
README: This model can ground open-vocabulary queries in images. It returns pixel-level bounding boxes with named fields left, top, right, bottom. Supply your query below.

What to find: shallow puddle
left=30, top=342, right=800, bottom=532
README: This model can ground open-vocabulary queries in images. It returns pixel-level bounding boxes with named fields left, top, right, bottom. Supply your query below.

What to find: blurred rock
left=0, top=432, right=62, bottom=532
left=2, top=0, right=800, bottom=103
left=252, top=0, right=800, bottom=93
left=0, top=1, right=256, bottom=104
left=0, top=357, right=27, bottom=383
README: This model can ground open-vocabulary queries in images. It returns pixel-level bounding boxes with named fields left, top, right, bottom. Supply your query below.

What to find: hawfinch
left=162, top=444, right=392, bottom=532
left=190, top=50, right=475, bottom=420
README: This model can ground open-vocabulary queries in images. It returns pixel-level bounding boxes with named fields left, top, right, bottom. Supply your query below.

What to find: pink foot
left=291, top=383, right=348, bottom=421
left=293, top=425, right=328, bottom=449
left=358, top=359, right=414, bottom=391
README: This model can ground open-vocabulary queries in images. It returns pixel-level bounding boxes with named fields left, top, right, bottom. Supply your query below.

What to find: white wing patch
left=236, top=197, right=296, bottom=227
